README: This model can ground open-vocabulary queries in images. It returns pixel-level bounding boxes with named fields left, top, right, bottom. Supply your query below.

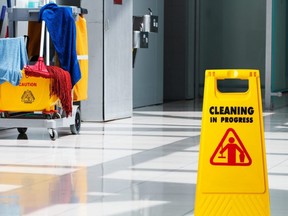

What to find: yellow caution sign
left=194, top=70, right=270, bottom=215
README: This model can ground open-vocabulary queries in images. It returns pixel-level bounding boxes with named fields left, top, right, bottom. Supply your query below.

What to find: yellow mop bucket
left=0, top=71, right=58, bottom=112
left=194, top=69, right=270, bottom=216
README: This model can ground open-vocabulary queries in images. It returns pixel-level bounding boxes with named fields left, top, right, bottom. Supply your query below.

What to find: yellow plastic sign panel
left=194, top=70, right=270, bottom=216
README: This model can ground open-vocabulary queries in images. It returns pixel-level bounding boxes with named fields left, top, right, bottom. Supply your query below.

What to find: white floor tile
left=0, top=101, right=286, bottom=215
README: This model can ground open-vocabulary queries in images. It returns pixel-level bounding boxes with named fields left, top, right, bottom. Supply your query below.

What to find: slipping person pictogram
left=219, top=137, right=245, bottom=165
left=210, top=128, right=252, bottom=166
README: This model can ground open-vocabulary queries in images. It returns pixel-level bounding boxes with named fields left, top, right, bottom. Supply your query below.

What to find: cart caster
left=45, top=114, right=52, bottom=119
left=48, top=129, right=58, bottom=141
left=70, top=107, right=81, bottom=134
left=17, top=127, right=27, bottom=134
left=17, top=133, right=28, bottom=140
left=0, top=112, right=9, bottom=118
left=52, top=112, right=62, bottom=119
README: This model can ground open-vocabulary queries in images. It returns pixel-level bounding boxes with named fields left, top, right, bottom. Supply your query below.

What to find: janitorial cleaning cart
left=0, top=1, right=88, bottom=140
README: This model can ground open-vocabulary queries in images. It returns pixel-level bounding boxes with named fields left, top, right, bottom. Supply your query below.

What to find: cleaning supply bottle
left=28, top=0, right=39, bottom=8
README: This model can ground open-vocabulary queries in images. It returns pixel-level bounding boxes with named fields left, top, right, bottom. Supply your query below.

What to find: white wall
left=80, top=0, right=104, bottom=121
left=103, top=0, right=133, bottom=120
left=81, top=0, right=133, bottom=121
left=0, top=0, right=6, bottom=6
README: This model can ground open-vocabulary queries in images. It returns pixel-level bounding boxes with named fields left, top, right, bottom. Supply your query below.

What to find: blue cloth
left=0, top=37, right=28, bottom=85
left=39, top=3, right=81, bottom=86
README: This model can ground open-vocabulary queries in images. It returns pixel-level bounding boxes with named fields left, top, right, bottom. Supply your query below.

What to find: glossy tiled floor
left=0, top=100, right=287, bottom=216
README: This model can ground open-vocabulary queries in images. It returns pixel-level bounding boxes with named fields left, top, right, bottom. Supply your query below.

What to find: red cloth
left=47, top=66, right=72, bottom=117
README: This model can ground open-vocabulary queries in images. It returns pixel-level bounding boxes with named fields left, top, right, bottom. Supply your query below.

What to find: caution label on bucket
left=21, top=90, right=35, bottom=104
left=194, top=70, right=270, bottom=216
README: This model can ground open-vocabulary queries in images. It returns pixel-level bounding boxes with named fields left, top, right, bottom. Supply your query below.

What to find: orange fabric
left=73, top=15, right=89, bottom=101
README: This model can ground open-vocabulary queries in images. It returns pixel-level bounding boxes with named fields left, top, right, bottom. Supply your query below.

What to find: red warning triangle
left=210, top=128, right=252, bottom=166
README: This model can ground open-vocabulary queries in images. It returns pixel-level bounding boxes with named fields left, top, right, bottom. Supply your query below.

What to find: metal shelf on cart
left=7, top=6, right=87, bottom=21
left=0, top=105, right=81, bottom=140
left=7, top=6, right=88, bottom=37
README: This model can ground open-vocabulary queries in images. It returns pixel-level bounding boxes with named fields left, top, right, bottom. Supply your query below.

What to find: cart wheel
left=52, top=112, right=62, bottom=119
left=48, top=129, right=58, bottom=141
left=45, top=114, right=52, bottom=119
left=0, top=112, right=8, bottom=118
left=70, top=108, right=81, bottom=134
left=17, top=127, right=27, bottom=134
left=17, top=133, right=28, bottom=140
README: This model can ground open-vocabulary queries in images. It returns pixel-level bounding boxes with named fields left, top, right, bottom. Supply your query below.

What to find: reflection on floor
left=0, top=100, right=287, bottom=216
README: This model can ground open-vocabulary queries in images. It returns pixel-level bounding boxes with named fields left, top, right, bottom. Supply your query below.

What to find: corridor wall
left=265, top=0, right=288, bottom=109
left=164, top=0, right=195, bottom=101
left=81, top=0, right=133, bottom=121
left=133, top=0, right=164, bottom=108
left=198, top=0, right=266, bottom=96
